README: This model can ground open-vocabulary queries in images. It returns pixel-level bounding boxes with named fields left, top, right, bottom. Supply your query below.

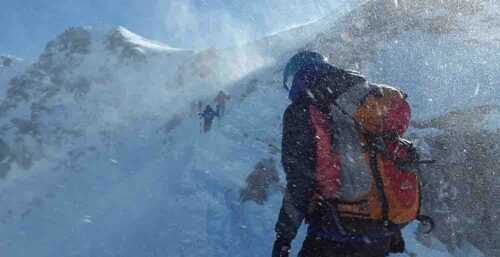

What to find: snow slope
left=0, top=65, right=463, bottom=257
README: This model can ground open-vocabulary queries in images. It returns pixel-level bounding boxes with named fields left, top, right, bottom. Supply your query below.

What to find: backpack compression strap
left=367, top=136, right=391, bottom=228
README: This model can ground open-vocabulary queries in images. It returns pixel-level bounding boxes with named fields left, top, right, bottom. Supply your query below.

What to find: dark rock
left=411, top=105, right=500, bottom=256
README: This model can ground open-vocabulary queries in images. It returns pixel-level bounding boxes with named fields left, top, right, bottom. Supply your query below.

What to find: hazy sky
left=0, top=0, right=351, bottom=59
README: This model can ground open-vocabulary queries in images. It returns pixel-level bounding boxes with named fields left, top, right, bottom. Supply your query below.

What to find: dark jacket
left=200, top=106, right=217, bottom=121
left=273, top=68, right=407, bottom=257
left=275, top=100, right=316, bottom=241
left=275, top=66, right=367, bottom=242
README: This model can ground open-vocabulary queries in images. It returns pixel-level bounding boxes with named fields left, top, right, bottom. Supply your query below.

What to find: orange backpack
left=309, top=85, right=422, bottom=226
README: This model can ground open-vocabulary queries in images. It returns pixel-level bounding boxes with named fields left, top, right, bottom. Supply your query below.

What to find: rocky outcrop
left=36, top=27, right=92, bottom=73
left=305, top=0, right=484, bottom=70
left=1, top=56, right=14, bottom=68
left=411, top=105, right=500, bottom=256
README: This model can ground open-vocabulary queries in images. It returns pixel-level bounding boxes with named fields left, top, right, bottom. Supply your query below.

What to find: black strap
left=415, top=159, right=435, bottom=234
left=367, top=137, right=390, bottom=227
left=416, top=215, right=435, bottom=234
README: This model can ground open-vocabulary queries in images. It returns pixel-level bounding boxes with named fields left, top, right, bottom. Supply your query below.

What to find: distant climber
left=214, top=90, right=230, bottom=117
left=199, top=105, right=218, bottom=133
left=240, top=158, right=281, bottom=205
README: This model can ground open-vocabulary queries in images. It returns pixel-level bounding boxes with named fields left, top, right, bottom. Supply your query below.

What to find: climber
left=272, top=51, right=424, bottom=257
left=240, top=158, right=280, bottom=205
left=214, top=90, right=231, bottom=117
left=200, top=105, right=218, bottom=133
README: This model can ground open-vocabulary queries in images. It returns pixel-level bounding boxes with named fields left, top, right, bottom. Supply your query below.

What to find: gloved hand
left=272, top=236, right=291, bottom=257
left=389, top=231, right=405, bottom=253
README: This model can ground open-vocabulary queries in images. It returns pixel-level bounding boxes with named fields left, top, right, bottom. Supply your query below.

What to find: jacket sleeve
left=274, top=104, right=316, bottom=241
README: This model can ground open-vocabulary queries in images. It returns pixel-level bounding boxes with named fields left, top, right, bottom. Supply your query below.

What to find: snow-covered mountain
left=1, top=0, right=499, bottom=257
left=0, top=26, right=195, bottom=179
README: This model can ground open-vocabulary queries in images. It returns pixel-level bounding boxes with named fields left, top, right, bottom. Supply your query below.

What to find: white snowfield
left=0, top=1, right=497, bottom=257
left=112, top=27, right=187, bottom=52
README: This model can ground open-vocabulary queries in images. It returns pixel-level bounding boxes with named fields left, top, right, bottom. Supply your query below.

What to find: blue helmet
left=283, top=51, right=328, bottom=100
